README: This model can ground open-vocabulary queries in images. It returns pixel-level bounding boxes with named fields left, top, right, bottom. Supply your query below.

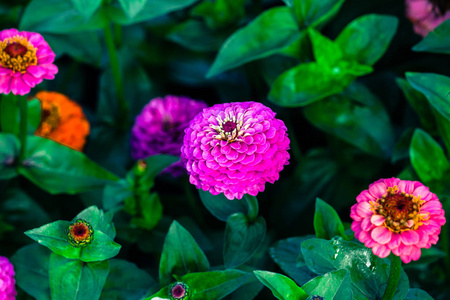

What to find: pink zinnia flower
left=131, top=95, right=207, bottom=176
left=351, top=178, right=446, bottom=263
left=406, top=0, right=450, bottom=36
left=181, top=101, right=290, bottom=200
left=0, top=28, right=58, bottom=95
left=0, top=256, right=17, bottom=300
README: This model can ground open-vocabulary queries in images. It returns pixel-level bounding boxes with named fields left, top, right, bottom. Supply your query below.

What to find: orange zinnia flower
left=34, top=91, right=90, bottom=151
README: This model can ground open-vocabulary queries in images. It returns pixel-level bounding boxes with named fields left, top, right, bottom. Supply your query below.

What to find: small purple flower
left=0, top=256, right=17, bottom=300
left=168, top=282, right=190, bottom=300
left=131, top=95, right=207, bottom=176
left=181, top=101, right=290, bottom=200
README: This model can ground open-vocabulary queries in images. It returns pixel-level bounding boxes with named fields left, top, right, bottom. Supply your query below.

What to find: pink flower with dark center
left=181, top=101, right=290, bottom=200
left=0, top=256, right=17, bottom=300
left=131, top=95, right=207, bottom=176
left=168, top=282, right=190, bottom=300
left=351, top=178, right=446, bottom=263
left=406, top=0, right=450, bottom=36
left=0, top=28, right=58, bottom=95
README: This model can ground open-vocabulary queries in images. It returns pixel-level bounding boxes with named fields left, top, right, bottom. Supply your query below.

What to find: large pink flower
left=406, top=0, right=450, bottom=36
left=351, top=178, right=446, bottom=263
left=0, top=256, right=16, bottom=300
left=0, top=28, right=58, bottom=95
left=181, top=101, right=290, bottom=200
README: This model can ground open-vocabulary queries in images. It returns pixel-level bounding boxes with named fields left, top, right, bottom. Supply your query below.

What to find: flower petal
left=400, top=230, right=419, bottom=245
left=371, top=226, right=392, bottom=245
left=356, top=201, right=373, bottom=218
left=368, top=181, right=387, bottom=198
left=371, top=214, right=385, bottom=226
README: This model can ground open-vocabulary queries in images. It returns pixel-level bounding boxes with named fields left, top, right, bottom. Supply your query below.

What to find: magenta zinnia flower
left=181, top=101, right=290, bottom=200
left=0, top=28, right=58, bottom=95
left=131, top=95, right=207, bottom=176
left=406, top=0, right=450, bottom=36
left=0, top=256, right=17, bottom=300
left=351, top=178, right=446, bottom=263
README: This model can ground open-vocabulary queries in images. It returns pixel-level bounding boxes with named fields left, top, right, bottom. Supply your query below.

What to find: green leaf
left=159, top=221, right=210, bottom=286
left=269, top=236, right=316, bottom=286
left=410, top=128, right=449, bottom=183
left=313, top=198, right=346, bottom=240
left=192, top=0, right=246, bottom=30
left=335, top=14, right=398, bottom=66
left=70, top=0, right=103, bottom=21
left=19, top=136, right=118, bottom=194
left=27, top=98, right=42, bottom=134
left=434, top=109, right=450, bottom=155
left=79, top=230, right=121, bottom=262
left=100, top=259, right=155, bottom=300
left=49, top=253, right=109, bottom=300
left=404, top=288, right=434, bottom=300
left=413, top=18, right=450, bottom=54
left=11, top=244, right=52, bottom=300
left=302, top=269, right=352, bottom=300
left=199, top=189, right=247, bottom=221
left=118, top=0, right=147, bottom=19
left=396, top=78, right=435, bottom=132
left=182, top=269, right=250, bottom=300
left=308, top=29, right=343, bottom=65
left=1, top=94, right=41, bottom=135
left=207, top=7, right=301, bottom=77
left=168, top=20, right=225, bottom=52
left=130, top=192, right=163, bottom=230
left=20, top=0, right=108, bottom=33
left=140, top=155, right=180, bottom=188
left=0, top=133, right=19, bottom=179
left=105, top=0, right=199, bottom=25
left=268, top=63, right=353, bottom=107
left=301, top=238, right=410, bottom=300
left=293, top=0, right=345, bottom=29
left=254, top=270, right=308, bottom=300
left=103, top=179, right=132, bottom=211
left=303, top=85, right=393, bottom=156
left=406, top=72, right=450, bottom=122
left=75, top=206, right=116, bottom=240
left=224, top=213, right=266, bottom=268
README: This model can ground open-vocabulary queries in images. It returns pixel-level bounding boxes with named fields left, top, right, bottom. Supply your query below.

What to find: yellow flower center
left=371, top=186, right=430, bottom=233
left=0, top=36, right=37, bottom=73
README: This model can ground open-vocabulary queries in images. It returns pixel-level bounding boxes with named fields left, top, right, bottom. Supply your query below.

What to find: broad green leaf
left=302, top=269, right=352, bottom=300
left=49, top=253, right=109, bottom=300
left=159, top=221, right=210, bottom=286
left=182, top=269, right=250, bottom=300
left=20, top=0, right=108, bottom=33
left=335, top=14, right=398, bottom=66
left=79, top=231, right=121, bottom=262
left=404, top=288, right=434, bottom=300
left=105, top=0, right=199, bottom=25
left=199, top=189, right=247, bottom=221
left=228, top=267, right=264, bottom=300
left=254, top=270, right=308, bottom=300
left=396, top=78, right=435, bottom=132
left=434, top=109, right=450, bottom=154
left=70, top=0, right=103, bottom=21
left=308, top=29, right=343, bottom=65
left=19, top=136, right=118, bottom=194
left=301, top=238, right=409, bottom=300
left=224, top=213, right=266, bottom=268
left=406, top=72, right=450, bottom=121
left=140, top=155, right=180, bottom=188
left=303, top=84, right=393, bottom=157
left=413, top=18, right=450, bottom=54
left=0, top=94, right=41, bottom=135
left=100, top=259, right=155, bottom=300
left=269, top=236, right=316, bottom=286
left=0, top=133, right=19, bottom=179
left=103, top=179, right=132, bottom=211
left=313, top=198, right=346, bottom=240
left=118, top=0, right=147, bottom=19
left=27, top=98, right=42, bottom=134
left=207, top=7, right=301, bottom=77
left=410, top=128, right=449, bottom=183
left=11, top=244, right=51, bottom=300
left=294, top=0, right=345, bottom=29
left=75, top=206, right=116, bottom=240
left=192, top=0, right=246, bottom=30
left=168, top=20, right=225, bottom=52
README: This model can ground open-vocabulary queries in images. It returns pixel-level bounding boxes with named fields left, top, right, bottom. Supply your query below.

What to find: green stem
left=114, top=23, right=123, bottom=48
left=18, top=95, right=28, bottom=164
left=382, top=254, right=402, bottom=300
left=245, top=195, right=259, bottom=222
left=103, top=23, right=128, bottom=128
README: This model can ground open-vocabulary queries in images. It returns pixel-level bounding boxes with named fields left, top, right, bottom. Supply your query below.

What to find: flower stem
left=245, top=195, right=259, bottom=222
left=382, top=254, right=402, bottom=300
left=18, top=95, right=28, bottom=164
left=103, top=23, right=128, bottom=129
